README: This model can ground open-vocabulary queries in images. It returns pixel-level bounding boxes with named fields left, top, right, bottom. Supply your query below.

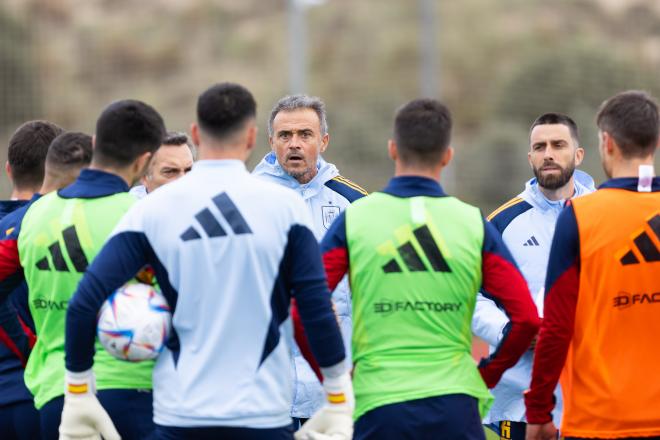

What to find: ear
left=5, top=161, right=11, bottom=180
left=133, top=151, right=153, bottom=183
left=246, top=125, right=258, bottom=153
left=91, top=135, right=96, bottom=150
left=387, top=139, right=398, bottom=161
left=320, top=133, right=329, bottom=154
left=527, top=150, right=533, bottom=169
left=190, top=123, right=201, bottom=147
left=602, top=131, right=616, bottom=155
left=441, top=147, right=454, bottom=167
left=574, top=145, right=585, bottom=167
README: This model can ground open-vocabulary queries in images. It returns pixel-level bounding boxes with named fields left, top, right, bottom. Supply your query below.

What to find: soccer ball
left=97, top=282, right=171, bottom=361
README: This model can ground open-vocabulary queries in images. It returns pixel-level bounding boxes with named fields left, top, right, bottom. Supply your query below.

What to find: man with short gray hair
left=254, top=94, right=367, bottom=426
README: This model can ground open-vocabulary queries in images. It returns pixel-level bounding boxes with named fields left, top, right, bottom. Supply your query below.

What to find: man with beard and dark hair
left=471, top=112, right=595, bottom=440
left=526, top=91, right=660, bottom=440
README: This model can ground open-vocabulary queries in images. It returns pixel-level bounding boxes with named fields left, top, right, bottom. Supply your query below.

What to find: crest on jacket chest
left=322, top=203, right=340, bottom=229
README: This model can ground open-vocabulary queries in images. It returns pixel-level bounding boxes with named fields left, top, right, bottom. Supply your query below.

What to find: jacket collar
left=381, top=176, right=447, bottom=198
left=252, top=152, right=339, bottom=197
left=58, top=169, right=129, bottom=199
left=521, top=169, right=595, bottom=212
left=599, top=176, right=660, bottom=192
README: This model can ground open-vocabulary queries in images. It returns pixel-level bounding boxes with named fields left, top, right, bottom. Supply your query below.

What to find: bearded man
left=471, top=112, right=595, bottom=440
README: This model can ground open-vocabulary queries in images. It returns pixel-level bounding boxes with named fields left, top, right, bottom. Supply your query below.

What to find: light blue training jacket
left=253, top=152, right=366, bottom=418
left=472, top=170, right=595, bottom=426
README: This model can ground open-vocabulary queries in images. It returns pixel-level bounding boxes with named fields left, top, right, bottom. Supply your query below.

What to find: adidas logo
left=382, top=224, right=451, bottom=274
left=181, top=192, right=252, bottom=242
left=619, top=214, right=660, bottom=265
left=523, top=236, right=540, bottom=247
left=36, top=225, right=89, bottom=272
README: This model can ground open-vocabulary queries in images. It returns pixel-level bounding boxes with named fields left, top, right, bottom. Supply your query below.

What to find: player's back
left=133, top=160, right=311, bottom=428
left=564, top=179, right=660, bottom=438
left=16, top=175, right=152, bottom=410
left=343, top=191, right=492, bottom=420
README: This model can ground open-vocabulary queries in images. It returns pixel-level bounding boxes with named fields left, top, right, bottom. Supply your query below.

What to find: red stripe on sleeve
left=479, top=251, right=541, bottom=388
left=525, top=263, right=579, bottom=424
left=18, top=316, right=36, bottom=349
left=323, top=247, right=349, bottom=293
left=0, top=240, right=21, bottom=282
left=291, top=299, right=322, bottom=382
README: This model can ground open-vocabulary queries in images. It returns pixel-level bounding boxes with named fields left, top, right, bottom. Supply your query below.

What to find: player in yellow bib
left=316, top=99, right=541, bottom=440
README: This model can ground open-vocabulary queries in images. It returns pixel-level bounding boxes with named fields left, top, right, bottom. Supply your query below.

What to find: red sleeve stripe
left=291, top=300, right=322, bottom=382
left=525, top=263, right=579, bottom=424
left=479, top=251, right=540, bottom=388
left=322, top=247, right=349, bottom=293
left=0, top=240, right=21, bottom=282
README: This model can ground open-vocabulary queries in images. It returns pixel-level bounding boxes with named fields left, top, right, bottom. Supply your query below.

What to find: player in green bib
left=0, top=100, right=166, bottom=440
left=318, top=99, right=541, bottom=439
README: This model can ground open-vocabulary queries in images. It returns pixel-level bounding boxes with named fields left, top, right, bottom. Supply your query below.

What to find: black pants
left=565, top=437, right=660, bottom=440
left=0, top=400, right=41, bottom=440
left=39, top=389, right=154, bottom=440
left=154, top=424, right=294, bottom=439
left=354, top=394, right=486, bottom=440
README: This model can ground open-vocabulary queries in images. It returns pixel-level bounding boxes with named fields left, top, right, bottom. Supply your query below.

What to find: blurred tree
left=0, top=8, right=41, bottom=134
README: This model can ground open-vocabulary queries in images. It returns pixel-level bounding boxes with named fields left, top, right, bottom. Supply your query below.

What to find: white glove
left=59, top=369, right=121, bottom=440
left=295, top=370, right=354, bottom=440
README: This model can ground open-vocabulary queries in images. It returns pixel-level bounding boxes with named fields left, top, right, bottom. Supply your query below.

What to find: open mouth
left=287, top=154, right=304, bottom=163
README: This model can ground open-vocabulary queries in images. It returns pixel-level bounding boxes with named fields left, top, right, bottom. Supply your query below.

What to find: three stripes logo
left=618, top=213, right=660, bottom=265
left=381, top=224, right=451, bottom=274
left=36, top=225, right=89, bottom=272
left=181, top=192, right=252, bottom=241
left=523, top=235, right=540, bottom=247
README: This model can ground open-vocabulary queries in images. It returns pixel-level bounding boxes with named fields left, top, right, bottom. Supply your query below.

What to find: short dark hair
left=94, top=99, right=166, bottom=167
left=596, top=90, right=659, bottom=158
left=530, top=112, right=579, bottom=144
left=162, top=131, right=191, bottom=147
left=197, top=83, right=256, bottom=140
left=46, top=132, right=93, bottom=170
left=7, top=120, right=64, bottom=189
left=393, top=99, right=452, bottom=165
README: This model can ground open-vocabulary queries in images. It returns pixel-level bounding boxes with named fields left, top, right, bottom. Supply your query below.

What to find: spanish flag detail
left=332, top=176, right=369, bottom=196
left=487, top=197, right=523, bottom=221
left=327, top=392, right=346, bottom=404
left=67, top=382, right=89, bottom=394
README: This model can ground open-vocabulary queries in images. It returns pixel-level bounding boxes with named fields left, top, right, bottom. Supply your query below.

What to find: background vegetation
left=1, top=0, right=659, bottom=213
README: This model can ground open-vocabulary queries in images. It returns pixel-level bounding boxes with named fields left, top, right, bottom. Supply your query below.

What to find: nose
left=543, top=146, right=555, bottom=161
left=288, top=133, right=303, bottom=149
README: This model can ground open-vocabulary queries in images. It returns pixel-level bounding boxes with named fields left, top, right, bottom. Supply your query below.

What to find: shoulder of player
left=486, top=197, right=533, bottom=233
left=324, top=175, right=368, bottom=203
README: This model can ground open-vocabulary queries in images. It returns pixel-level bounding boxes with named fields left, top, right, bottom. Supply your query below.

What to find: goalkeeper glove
left=59, top=369, right=120, bottom=440
left=294, top=368, right=354, bottom=440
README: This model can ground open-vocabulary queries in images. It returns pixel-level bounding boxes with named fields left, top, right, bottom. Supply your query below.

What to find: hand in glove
left=59, top=369, right=121, bottom=440
left=294, top=370, right=354, bottom=440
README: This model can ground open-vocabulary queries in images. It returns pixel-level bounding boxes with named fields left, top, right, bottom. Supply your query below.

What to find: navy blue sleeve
left=544, top=204, right=580, bottom=292
left=65, top=232, right=159, bottom=372
left=286, top=224, right=345, bottom=368
left=324, top=177, right=368, bottom=203
left=479, top=219, right=541, bottom=388
left=488, top=200, right=533, bottom=234
left=526, top=204, right=580, bottom=423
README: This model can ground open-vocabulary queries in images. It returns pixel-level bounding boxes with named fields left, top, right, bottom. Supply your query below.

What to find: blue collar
left=599, top=177, right=660, bottom=192
left=0, top=200, right=30, bottom=219
left=381, top=176, right=447, bottom=198
left=58, top=169, right=129, bottom=199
